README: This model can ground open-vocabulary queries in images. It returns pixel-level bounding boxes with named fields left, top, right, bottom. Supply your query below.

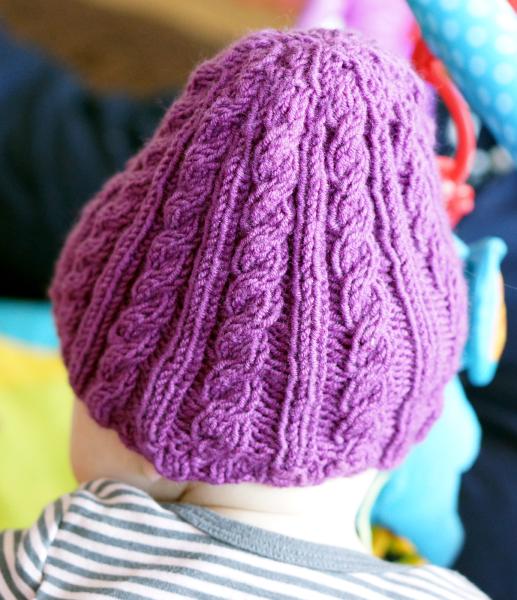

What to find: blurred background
left=0, top=0, right=299, bottom=96
left=0, top=2, right=515, bottom=600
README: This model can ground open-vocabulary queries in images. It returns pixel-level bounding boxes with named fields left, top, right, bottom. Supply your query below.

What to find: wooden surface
left=0, top=0, right=296, bottom=95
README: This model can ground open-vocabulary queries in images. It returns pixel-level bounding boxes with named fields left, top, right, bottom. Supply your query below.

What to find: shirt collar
left=168, top=503, right=398, bottom=574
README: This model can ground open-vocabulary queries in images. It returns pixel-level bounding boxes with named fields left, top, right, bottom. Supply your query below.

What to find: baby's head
left=50, top=29, right=467, bottom=494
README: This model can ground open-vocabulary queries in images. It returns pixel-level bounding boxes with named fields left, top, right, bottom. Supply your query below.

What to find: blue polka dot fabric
left=407, top=0, right=517, bottom=163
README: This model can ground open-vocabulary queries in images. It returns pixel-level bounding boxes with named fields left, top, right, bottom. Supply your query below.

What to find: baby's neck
left=191, top=504, right=367, bottom=551
left=150, top=470, right=380, bottom=553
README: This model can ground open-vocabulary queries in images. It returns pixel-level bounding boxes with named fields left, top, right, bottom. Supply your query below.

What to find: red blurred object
left=412, top=35, right=476, bottom=227
left=510, top=0, right=517, bottom=11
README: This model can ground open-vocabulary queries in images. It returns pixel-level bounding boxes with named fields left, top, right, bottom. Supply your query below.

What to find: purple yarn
left=50, top=29, right=467, bottom=486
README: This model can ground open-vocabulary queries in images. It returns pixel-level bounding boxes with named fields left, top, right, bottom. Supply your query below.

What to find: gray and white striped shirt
left=0, top=479, right=489, bottom=599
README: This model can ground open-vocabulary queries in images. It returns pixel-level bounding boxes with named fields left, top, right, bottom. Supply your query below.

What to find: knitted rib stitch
left=50, top=29, right=467, bottom=486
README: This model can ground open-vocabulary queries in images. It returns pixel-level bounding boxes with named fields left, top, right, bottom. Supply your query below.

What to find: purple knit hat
left=50, top=29, right=467, bottom=486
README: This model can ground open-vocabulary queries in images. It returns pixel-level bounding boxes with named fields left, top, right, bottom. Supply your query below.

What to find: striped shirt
left=0, top=479, right=489, bottom=599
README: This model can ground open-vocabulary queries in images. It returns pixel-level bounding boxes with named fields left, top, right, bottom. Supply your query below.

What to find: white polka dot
left=477, top=86, right=491, bottom=106
left=494, top=63, right=516, bottom=85
left=496, top=92, right=514, bottom=114
left=495, top=10, right=517, bottom=30
left=467, top=0, right=490, bottom=18
left=440, top=0, right=460, bottom=10
left=504, top=125, right=516, bottom=144
left=443, top=19, right=460, bottom=40
left=466, top=26, right=487, bottom=47
left=452, top=49, right=465, bottom=68
left=495, top=35, right=517, bottom=55
left=469, top=55, right=487, bottom=77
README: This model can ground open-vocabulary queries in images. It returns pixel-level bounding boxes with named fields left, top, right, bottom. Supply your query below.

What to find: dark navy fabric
left=0, top=25, right=171, bottom=298
left=454, top=172, right=517, bottom=600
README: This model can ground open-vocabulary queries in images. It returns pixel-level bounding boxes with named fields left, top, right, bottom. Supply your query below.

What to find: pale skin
left=71, top=398, right=379, bottom=553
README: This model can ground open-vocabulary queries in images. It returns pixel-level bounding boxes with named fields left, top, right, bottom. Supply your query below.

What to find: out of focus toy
left=412, top=34, right=476, bottom=226
left=298, top=0, right=414, bottom=58
left=372, top=526, right=426, bottom=566
left=0, top=299, right=58, bottom=349
left=0, top=303, right=74, bottom=530
left=457, top=237, right=509, bottom=386
left=373, top=377, right=481, bottom=566
left=407, top=0, right=517, bottom=164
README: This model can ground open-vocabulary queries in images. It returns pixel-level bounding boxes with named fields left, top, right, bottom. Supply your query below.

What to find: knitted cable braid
left=50, top=29, right=467, bottom=486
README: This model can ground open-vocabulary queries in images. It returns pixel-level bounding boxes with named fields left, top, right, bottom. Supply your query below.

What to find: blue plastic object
left=372, top=376, right=481, bottom=566
left=462, top=237, right=508, bottom=385
left=407, top=0, right=517, bottom=163
left=0, top=300, right=58, bottom=349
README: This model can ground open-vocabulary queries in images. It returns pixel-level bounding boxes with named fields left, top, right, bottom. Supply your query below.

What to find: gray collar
left=169, top=503, right=399, bottom=574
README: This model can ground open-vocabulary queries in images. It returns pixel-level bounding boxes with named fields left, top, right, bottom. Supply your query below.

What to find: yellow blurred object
left=0, top=338, right=75, bottom=529
left=372, top=525, right=427, bottom=566
left=493, top=274, right=507, bottom=362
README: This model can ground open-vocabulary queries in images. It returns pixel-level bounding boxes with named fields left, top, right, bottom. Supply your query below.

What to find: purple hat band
left=51, top=29, right=467, bottom=486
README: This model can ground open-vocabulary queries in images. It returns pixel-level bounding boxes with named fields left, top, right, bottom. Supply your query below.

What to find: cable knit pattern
left=50, top=29, right=468, bottom=486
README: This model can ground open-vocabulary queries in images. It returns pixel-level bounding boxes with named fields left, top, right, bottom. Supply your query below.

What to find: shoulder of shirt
left=73, top=478, right=153, bottom=502
left=67, top=478, right=170, bottom=514
left=64, top=478, right=200, bottom=529
left=63, top=480, right=490, bottom=599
